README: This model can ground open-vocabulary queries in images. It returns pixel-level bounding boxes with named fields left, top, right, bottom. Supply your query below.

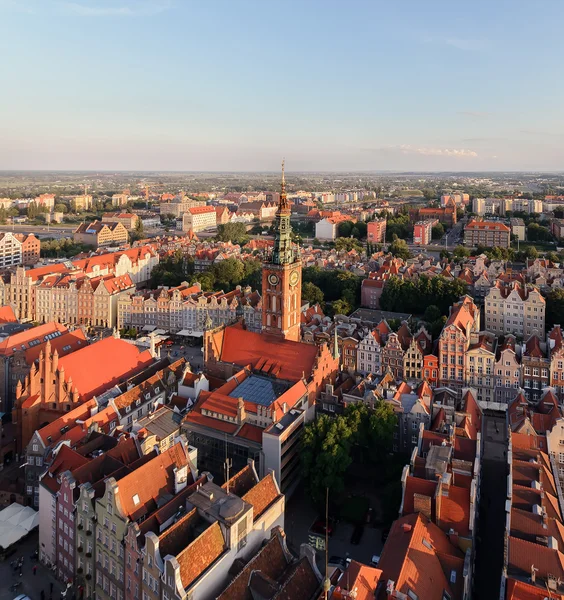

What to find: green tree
left=130, top=217, right=145, bottom=242
left=389, top=235, right=411, bottom=259
left=331, top=298, right=352, bottom=316
left=54, top=203, right=68, bottom=214
left=453, top=245, right=471, bottom=259
left=212, top=257, right=245, bottom=290
left=335, top=237, right=363, bottom=253
left=546, top=288, right=564, bottom=330
left=423, top=304, right=442, bottom=323
left=431, top=223, right=445, bottom=240
left=338, top=221, right=354, bottom=238
left=302, top=282, right=324, bottom=307
left=300, top=415, right=355, bottom=507
left=27, top=201, right=39, bottom=219
left=216, top=222, right=249, bottom=245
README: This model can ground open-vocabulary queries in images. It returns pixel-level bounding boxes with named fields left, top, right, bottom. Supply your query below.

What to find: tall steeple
left=271, top=159, right=295, bottom=265
left=261, top=160, right=302, bottom=342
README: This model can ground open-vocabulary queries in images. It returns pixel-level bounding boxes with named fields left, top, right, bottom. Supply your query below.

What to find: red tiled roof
left=508, top=536, right=564, bottom=581
left=466, top=219, right=510, bottom=232
left=0, top=305, right=17, bottom=324
left=0, top=321, right=68, bottom=357
left=241, top=472, right=281, bottom=520
left=236, top=423, right=263, bottom=443
left=36, top=399, right=97, bottom=446
left=335, top=560, right=382, bottom=600
left=211, top=323, right=319, bottom=382
left=506, top=577, right=564, bottom=600
left=377, top=513, right=464, bottom=600
left=188, top=205, right=215, bottom=215
left=176, top=521, right=225, bottom=589
left=57, top=337, right=154, bottom=399
left=25, top=329, right=87, bottom=365
left=116, top=442, right=190, bottom=520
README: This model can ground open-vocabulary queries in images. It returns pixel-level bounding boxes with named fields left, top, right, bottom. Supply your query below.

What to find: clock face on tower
left=268, top=274, right=279, bottom=286
left=289, top=270, right=299, bottom=287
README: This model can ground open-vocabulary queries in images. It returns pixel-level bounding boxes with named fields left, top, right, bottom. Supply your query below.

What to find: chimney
left=174, top=465, right=188, bottom=494
left=413, top=494, right=432, bottom=520
left=401, top=523, right=412, bottom=533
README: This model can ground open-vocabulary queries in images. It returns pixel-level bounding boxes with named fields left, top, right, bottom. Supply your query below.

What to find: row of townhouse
left=35, top=272, right=135, bottom=328
left=1, top=245, right=159, bottom=322
left=500, top=417, right=564, bottom=598
left=336, top=291, right=564, bottom=407
left=40, top=436, right=290, bottom=600
left=117, top=283, right=262, bottom=335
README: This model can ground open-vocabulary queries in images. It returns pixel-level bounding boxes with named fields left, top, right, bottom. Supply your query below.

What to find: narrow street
left=473, top=414, right=508, bottom=599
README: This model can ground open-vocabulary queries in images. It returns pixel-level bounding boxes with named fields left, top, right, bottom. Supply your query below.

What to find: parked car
left=381, top=527, right=390, bottom=543
left=350, top=524, right=364, bottom=545
left=371, top=555, right=380, bottom=566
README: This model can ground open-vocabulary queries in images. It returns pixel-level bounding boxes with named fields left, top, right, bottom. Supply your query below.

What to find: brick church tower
left=261, top=161, right=302, bottom=341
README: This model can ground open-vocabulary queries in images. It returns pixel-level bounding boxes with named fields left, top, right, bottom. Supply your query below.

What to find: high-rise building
left=261, top=162, right=302, bottom=342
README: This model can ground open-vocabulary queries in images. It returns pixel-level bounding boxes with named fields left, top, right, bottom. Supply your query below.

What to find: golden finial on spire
left=281, top=158, right=286, bottom=194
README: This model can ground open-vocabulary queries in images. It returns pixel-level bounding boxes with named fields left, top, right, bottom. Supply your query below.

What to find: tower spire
left=279, top=158, right=289, bottom=213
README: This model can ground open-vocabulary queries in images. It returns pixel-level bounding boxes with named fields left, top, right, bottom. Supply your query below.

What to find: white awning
left=142, top=325, right=156, bottom=332
left=153, top=329, right=168, bottom=336
left=0, top=504, right=39, bottom=550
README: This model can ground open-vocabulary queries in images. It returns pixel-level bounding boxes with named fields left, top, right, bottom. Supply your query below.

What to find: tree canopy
left=388, top=235, right=411, bottom=259
left=380, top=274, right=467, bottom=317
left=431, top=223, right=445, bottom=240
left=216, top=222, right=249, bottom=245
left=546, top=288, right=564, bottom=331
left=302, top=281, right=324, bottom=307
left=300, top=402, right=397, bottom=507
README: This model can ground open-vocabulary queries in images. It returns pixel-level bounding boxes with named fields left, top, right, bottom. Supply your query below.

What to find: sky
left=1, top=0, right=564, bottom=172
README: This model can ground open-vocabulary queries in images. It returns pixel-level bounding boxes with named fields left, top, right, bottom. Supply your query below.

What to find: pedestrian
left=33, top=564, right=38, bottom=575
left=51, top=581, right=54, bottom=593
left=41, top=591, right=45, bottom=600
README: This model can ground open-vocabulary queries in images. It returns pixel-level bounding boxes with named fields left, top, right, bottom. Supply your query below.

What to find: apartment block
left=464, top=220, right=511, bottom=248
left=101, top=213, right=139, bottom=230
left=74, top=221, right=129, bottom=247
left=0, top=232, right=40, bottom=268
left=413, top=219, right=437, bottom=245
left=367, top=217, right=386, bottom=244
left=182, top=205, right=217, bottom=232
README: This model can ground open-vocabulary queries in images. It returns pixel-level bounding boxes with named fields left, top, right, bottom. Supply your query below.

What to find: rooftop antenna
left=224, top=457, right=232, bottom=494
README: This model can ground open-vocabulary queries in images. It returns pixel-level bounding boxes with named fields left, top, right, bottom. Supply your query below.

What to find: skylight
left=132, top=494, right=140, bottom=506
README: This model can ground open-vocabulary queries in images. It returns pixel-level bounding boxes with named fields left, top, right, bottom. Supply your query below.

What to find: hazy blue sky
left=1, top=0, right=564, bottom=171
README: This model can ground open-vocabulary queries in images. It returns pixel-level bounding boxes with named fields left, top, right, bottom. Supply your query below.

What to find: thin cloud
left=0, top=0, right=36, bottom=13
left=397, top=145, right=478, bottom=158
left=520, top=129, right=564, bottom=138
left=364, top=145, right=478, bottom=158
left=458, top=111, right=490, bottom=118
left=58, top=0, right=172, bottom=17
